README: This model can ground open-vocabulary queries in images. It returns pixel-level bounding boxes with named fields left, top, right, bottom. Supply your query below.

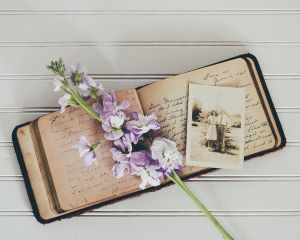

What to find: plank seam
left=1, top=175, right=300, bottom=182
left=2, top=9, right=300, bottom=16
left=0, top=209, right=299, bottom=217
left=0, top=74, right=298, bottom=80
left=2, top=41, right=300, bottom=47
left=0, top=107, right=297, bottom=113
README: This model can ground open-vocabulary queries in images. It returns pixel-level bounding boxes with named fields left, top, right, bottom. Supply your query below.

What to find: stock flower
left=126, top=113, right=160, bottom=137
left=66, top=63, right=87, bottom=85
left=72, top=136, right=97, bottom=166
left=100, top=92, right=130, bottom=121
left=110, top=149, right=148, bottom=178
left=135, top=163, right=162, bottom=190
left=110, top=148, right=154, bottom=183
left=58, top=93, right=71, bottom=113
left=78, top=76, right=104, bottom=98
left=129, top=151, right=163, bottom=189
left=53, top=76, right=64, bottom=92
left=112, top=162, right=131, bottom=178
left=102, top=113, right=125, bottom=140
left=113, top=133, right=135, bottom=154
left=65, top=63, right=103, bottom=98
left=151, top=137, right=183, bottom=175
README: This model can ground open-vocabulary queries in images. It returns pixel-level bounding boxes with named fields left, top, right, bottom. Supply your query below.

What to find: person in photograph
left=205, top=111, right=218, bottom=151
left=216, top=109, right=232, bottom=153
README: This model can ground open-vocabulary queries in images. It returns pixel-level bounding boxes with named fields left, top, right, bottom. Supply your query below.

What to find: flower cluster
left=48, top=59, right=234, bottom=239
left=95, top=92, right=182, bottom=189
left=48, top=59, right=104, bottom=114
left=48, top=59, right=183, bottom=190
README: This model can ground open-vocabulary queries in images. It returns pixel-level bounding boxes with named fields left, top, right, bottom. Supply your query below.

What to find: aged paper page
left=137, top=58, right=276, bottom=167
left=37, top=89, right=143, bottom=211
left=247, top=57, right=281, bottom=148
left=17, top=125, right=57, bottom=220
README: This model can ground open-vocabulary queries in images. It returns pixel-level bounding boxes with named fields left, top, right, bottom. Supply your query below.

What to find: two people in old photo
left=186, top=84, right=245, bottom=169
left=206, top=109, right=232, bottom=153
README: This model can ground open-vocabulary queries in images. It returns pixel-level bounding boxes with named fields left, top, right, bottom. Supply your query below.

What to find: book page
left=247, top=57, right=282, bottom=148
left=37, top=89, right=143, bottom=212
left=137, top=58, right=276, bottom=164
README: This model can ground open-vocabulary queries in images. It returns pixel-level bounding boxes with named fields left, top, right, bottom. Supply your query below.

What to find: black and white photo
left=186, top=84, right=245, bottom=169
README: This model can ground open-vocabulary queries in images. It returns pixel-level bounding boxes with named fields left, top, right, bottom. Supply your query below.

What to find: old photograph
left=186, top=84, right=245, bottom=169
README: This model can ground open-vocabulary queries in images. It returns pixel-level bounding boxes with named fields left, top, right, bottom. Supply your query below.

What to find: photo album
left=12, top=53, right=286, bottom=223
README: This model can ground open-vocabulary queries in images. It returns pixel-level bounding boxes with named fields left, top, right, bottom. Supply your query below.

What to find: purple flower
left=53, top=76, right=64, bottom=92
left=58, top=93, right=71, bottom=113
left=129, top=150, right=151, bottom=173
left=66, top=63, right=103, bottom=98
left=126, top=113, right=160, bottom=137
left=102, top=113, right=125, bottom=140
left=136, top=163, right=162, bottom=190
left=113, top=133, right=135, bottom=154
left=110, top=148, right=131, bottom=178
left=100, top=92, right=130, bottom=121
left=66, top=63, right=87, bottom=85
left=72, top=136, right=97, bottom=166
left=92, top=102, right=102, bottom=115
left=112, top=162, right=131, bottom=179
left=150, top=137, right=183, bottom=175
left=78, top=76, right=104, bottom=98
left=114, top=149, right=162, bottom=190
left=110, top=148, right=152, bottom=182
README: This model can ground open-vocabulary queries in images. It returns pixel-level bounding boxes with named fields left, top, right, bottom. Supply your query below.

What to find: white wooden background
left=1, top=0, right=300, bottom=239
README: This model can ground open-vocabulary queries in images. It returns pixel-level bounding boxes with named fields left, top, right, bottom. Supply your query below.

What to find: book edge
left=12, top=123, right=49, bottom=224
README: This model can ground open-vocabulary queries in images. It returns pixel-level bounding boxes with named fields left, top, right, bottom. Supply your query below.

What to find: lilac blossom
left=72, top=136, right=97, bottom=166
left=113, top=133, right=135, bottom=154
left=100, top=92, right=130, bottom=121
left=58, top=93, right=71, bottom=113
left=78, top=76, right=103, bottom=92
left=110, top=147, right=131, bottom=178
left=110, top=148, right=152, bottom=183
left=110, top=138, right=133, bottom=178
left=111, top=147, right=162, bottom=189
left=66, top=63, right=88, bottom=85
left=102, top=113, right=125, bottom=140
left=126, top=112, right=160, bottom=138
left=78, top=76, right=104, bottom=98
left=66, top=63, right=103, bottom=98
left=53, top=76, right=64, bottom=92
left=135, top=163, right=162, bottom=190
left=112, top=162, right=131, bottom=179
left=151, top=137, right=183, bottom=175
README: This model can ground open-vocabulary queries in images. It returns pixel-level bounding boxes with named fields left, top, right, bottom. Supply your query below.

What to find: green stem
left=70, top=91, right=101, bottom=122
left=168, top=172, right=234, bottom=240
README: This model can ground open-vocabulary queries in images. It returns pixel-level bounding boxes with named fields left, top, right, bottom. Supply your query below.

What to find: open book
left=12, top=54, right=285, bottom=223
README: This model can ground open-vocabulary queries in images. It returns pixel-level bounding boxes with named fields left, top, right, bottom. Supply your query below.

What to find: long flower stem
left=70, top=91, right=101, bottom=122
left=168, top=172, right=234, bottom=240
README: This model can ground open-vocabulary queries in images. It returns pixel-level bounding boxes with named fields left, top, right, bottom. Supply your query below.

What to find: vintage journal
left=12, top=54, right=286, bottom=223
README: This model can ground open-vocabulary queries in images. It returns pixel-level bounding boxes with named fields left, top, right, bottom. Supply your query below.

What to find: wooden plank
left=0, top=78, right=299, bottom=108
left=2, top=0, right=300, bottom=11
left=0, top=180, right=300, bottom=212
left=1, top=216, right=299, bottom=240
left=0, top=46, right=299, bottom=75
left=0, top=15, right=300, bottom=42
left=0, top=79, right=151, bottom=108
